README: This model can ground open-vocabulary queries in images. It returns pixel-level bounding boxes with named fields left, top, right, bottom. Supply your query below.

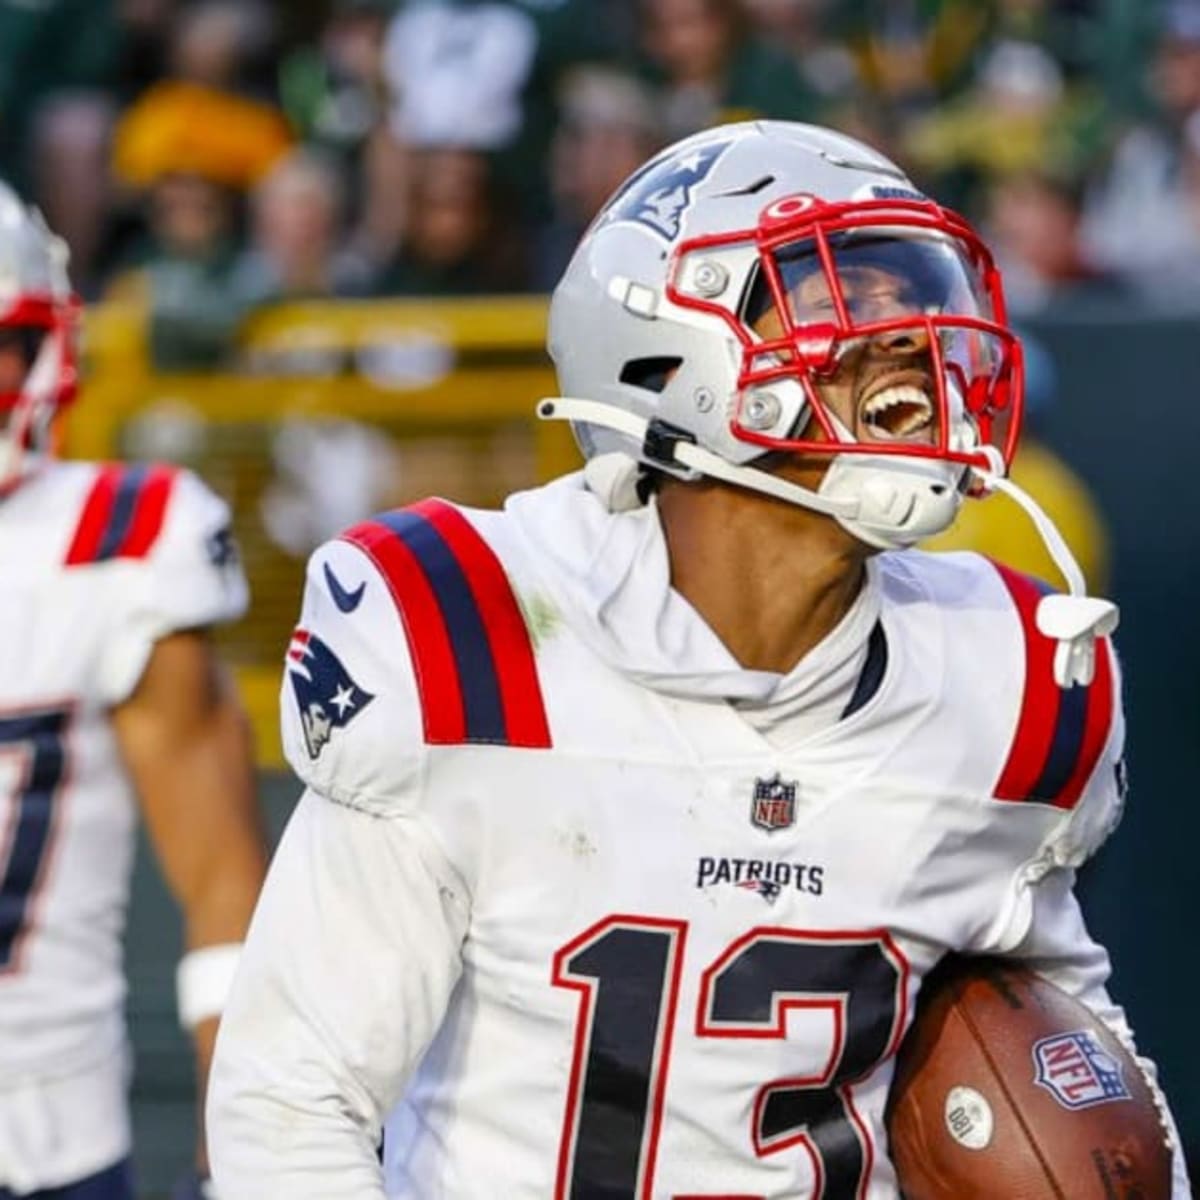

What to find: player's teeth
left=861, top=385, right=933, bottom=439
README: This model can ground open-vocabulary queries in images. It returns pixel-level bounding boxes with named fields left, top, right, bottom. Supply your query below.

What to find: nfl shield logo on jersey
left=751, top=774, right=797, bottom=833
left=1032, top=1030, right=1132, bottom=1110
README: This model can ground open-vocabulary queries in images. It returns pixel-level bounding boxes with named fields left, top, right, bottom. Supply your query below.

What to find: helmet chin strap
left=973, top=457, right=1119, bottom=689
left=539, top=397, right=1118, bottom=689
left=538, top=397, right=860, bottom=519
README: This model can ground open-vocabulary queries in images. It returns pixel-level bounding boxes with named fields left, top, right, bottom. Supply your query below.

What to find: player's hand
left=169, top=1171, right=218, bottom=1200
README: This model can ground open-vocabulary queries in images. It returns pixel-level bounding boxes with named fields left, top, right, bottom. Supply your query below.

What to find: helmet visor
left=735, top=226, right=1016, bottom=461
left=745, top=227, right=995, bottom=339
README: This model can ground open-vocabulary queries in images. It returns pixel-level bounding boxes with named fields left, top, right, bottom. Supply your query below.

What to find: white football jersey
left=209, top=473, right=1187, bottom=1199
left=0, top=459, right=247, bottom=1192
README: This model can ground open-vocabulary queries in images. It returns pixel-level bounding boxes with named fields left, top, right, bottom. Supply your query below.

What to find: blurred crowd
left=3, top=0, right=1200, bottom=367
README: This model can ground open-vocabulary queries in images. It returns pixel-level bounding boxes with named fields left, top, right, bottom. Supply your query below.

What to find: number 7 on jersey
left=0, top=706, right=72, bottom=974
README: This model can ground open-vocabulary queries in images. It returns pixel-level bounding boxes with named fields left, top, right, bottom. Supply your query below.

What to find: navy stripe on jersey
left=842, top=620, right=888, bottom=720
left=375, top=510, right=508, bottom=743
left=1029, top=673, right=1089, bottom=802
left=94, top=465, right=147, bottom=561
left=1016, top=573, right=1090, bottom=802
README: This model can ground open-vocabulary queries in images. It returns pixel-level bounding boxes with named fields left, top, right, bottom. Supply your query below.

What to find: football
left=887, top=955, right=1173, bottom=1199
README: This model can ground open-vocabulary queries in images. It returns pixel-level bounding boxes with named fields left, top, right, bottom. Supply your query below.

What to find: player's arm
left=111, top=628, right=269, bottom=1178
left=206, top=787, right=467, bottom=1197
left=988, top=647, right=1191, bottom=1200
left=1000, top=868, right=1192, bottom=1198
left=207, top=533, right=469, bottom=1195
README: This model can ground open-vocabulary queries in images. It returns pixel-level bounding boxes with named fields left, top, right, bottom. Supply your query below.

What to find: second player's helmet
left=545, top=121, right=1024, bottom=549
left=0, top=181, right=79, bottom=491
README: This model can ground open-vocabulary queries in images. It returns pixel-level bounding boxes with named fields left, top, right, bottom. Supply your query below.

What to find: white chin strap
left=973, top=459, right=1119, bottom=688
left=816, top=436, right=964, bottom=551
left=539, top=397, right=1118, bottom=688
left=539, top=397, right=861, bottom=518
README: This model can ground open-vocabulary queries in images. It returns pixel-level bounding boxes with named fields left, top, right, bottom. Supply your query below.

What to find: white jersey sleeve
left=96, top=466, right=249, bottom=704
left=942, top=587, right=1190, bottom=1196
left=1039, top=643, right=1127, bottom=872
left=977, top=633, right=1127, bottom=954
left=277, top=537, right=426, bottom=808
left=209, top=534, right=469, bottom=1196
left=208, top=790, right=466, bottom=1198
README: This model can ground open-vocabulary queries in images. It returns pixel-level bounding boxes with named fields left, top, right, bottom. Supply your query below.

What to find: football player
left=207, top=122, right=1190, bottom=1197
left=0, top=184, right=268, bottom=1198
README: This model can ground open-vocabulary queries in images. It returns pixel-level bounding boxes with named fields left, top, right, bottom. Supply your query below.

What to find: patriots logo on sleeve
left=603, top=138, right=732, bottom=241
left=206, top=524, right=239, bottom=569
left=287, top=628, right=374, bottom=759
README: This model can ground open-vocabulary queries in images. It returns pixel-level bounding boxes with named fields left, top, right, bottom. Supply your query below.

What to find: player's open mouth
left=858, top=374, right=935, bottom=443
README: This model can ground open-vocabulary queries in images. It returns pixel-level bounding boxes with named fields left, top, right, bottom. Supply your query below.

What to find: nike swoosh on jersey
left=324, top=562, right=367, bottom=612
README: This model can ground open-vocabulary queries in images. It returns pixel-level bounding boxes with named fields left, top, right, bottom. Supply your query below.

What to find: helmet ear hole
left=618, top=356, right=683, bottom=394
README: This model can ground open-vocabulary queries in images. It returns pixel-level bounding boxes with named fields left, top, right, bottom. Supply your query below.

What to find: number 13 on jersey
left=552, top=916, right=909, bottom=1199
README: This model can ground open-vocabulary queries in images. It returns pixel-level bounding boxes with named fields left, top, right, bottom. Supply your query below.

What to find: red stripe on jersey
left=63, top=465, right=122, bottom=565
left=341, top=520, right=466, bottom=744
left=287, top=628, right=312, bottom=662
left=992, top=563, right=1062, bottom=802
left=1051, top=637, right=1115, bottom=809
left=413, top=498, right=551, bottom=749
left=117, top=465, right=177, bottom=558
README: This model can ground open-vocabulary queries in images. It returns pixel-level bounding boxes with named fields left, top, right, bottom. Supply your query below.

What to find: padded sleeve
left=280, top=538, right=426, bottom=813
left=97, top=468, right=248, bottom=705
left=1046, top=643, right=1128, bottom=869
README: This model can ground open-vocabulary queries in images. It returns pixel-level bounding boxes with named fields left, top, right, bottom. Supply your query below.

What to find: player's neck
left=657, top=478, right=870, bottom=675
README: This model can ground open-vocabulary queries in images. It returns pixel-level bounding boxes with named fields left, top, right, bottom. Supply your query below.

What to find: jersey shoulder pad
left=78, top=465, right=248, bottom=705
left=889, top=550, right=1122, bottom=826
left=63, top=461, right=248, bottom=625
left=148, top=466, right=248, bottom=625
left=983, top=556, right=1120, bottom=825
left=282, top=498, right=552, bottom=809
left=339, top=499, right=551, bottom=750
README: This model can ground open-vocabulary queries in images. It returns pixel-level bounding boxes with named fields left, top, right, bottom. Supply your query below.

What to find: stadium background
left=2, top=0, right=1196, bottom=1191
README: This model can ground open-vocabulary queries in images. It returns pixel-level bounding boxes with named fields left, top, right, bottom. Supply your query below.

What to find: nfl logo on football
left=751, top=774, right=797, bottom=833
left=1031, top=1030, right=1132, bottom=1110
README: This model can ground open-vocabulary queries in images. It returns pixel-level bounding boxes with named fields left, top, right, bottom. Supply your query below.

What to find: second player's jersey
left=0, top=459, right=246, bottom=1189
left=256, top=473, right=1133, bottom=1199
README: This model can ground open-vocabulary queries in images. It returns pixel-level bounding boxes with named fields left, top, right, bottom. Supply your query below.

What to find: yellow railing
left=71, top=296, right=580, bottom=766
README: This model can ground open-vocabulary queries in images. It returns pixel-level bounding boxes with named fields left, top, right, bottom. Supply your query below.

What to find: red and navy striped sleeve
left=64, top=463, right=178, bottom=566
left=341, top=499, right=551, bottom=749
left=990, top=561, right=1115, bottom=809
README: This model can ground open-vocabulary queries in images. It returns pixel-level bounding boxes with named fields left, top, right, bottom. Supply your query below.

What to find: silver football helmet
left=0, top=181, right=79, bottom=491
left=542, top=120, right=1024, bottom=549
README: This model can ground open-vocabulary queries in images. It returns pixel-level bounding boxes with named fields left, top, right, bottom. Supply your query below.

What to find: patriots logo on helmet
left=287, top=628, right=374, bottom=759
left=604, top=138, right=733, bottom=241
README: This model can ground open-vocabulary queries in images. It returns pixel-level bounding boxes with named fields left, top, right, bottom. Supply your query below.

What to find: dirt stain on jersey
left=556, top=828, right=598, bottom=860
left=519, top=590, right=561, bottom=648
